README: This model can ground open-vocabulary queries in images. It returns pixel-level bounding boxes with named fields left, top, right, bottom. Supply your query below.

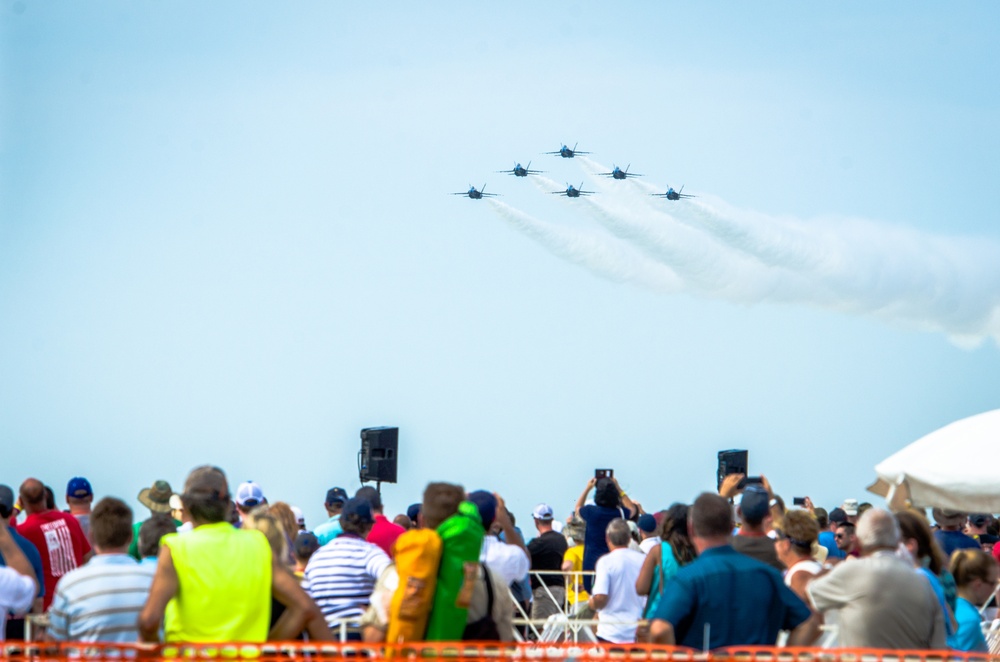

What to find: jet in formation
left=551, top=182, right=594, bottom=198
left=598, top=164, right=642, bottom=180
left=452, top=184, right=498, bottom=200
left=652, top=186, right=695, bottom=200
left=545, top=143, right=590, bottom=159
left=497, top=161, right=545, bottom=177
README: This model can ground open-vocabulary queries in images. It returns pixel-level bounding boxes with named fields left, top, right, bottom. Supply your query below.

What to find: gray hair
left=856, top=507, right=900, bottom=551
left=606, top=518, right=631, bottom=547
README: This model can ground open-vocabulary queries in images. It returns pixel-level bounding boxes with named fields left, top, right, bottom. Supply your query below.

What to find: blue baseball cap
left=340, top=497, right=374, bottom=524
left=67, top=477, right=93, bottom=499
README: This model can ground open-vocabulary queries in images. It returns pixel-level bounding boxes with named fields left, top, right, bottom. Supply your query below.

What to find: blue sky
left=3, top=2, right=999, bottom=528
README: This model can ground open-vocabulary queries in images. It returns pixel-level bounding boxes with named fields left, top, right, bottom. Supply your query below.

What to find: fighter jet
left=598, top=164, right=643, bottom=180
left=497, top=161, right=545, bottom=177
left=652, top=186, right=695, bottom=200
left=551, top=182, right=594, bottom=198
left=545, top=143, right=590, bottom=159
left=452, top=184, right=498, bottom=200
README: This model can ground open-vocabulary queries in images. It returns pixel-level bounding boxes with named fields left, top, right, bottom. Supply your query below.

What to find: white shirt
left=0, top=567, right=35, bottom=642
left=592, top=547, right=646, bottom=643
left=480, top=535, right=530, bottom=586
left=639, top=536, right=661, bottom=554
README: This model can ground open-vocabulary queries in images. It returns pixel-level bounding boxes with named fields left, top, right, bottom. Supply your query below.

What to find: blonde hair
left=245, top=506, right=289, bottom=565
left=269, top=502, right=298, bottom=540
left=950, top=548, right=997, bottom=588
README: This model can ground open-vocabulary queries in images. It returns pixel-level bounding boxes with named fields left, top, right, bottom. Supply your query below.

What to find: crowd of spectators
left=1, top=467, right=998, bottom=652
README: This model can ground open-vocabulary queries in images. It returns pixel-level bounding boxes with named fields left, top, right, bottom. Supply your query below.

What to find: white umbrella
left=868, top=409, right=1000, bottom=511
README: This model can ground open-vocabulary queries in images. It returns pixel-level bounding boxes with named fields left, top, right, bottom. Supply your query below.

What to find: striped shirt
left=304, top=534, right=390, bottom=624
left=47, top=554, right=155, bottom=642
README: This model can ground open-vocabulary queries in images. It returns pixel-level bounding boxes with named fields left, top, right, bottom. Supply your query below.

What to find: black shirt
left=528, top=529, right=569, bottom=589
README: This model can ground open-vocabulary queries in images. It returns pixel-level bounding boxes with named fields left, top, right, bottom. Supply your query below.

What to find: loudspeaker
left=717, top=449, right=748, bottom=491
left=360, top=426, right=398, bottom=483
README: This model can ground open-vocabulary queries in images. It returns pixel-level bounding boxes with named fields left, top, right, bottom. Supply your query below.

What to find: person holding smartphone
left=574, top=474, right=636, bottom=593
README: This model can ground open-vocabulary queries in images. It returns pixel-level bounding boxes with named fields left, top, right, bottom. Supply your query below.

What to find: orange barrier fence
left=0, top=643, right=994, bottom=662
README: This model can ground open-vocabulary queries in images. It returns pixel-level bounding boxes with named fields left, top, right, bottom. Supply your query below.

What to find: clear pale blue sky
left=3, top=2, right=999, bottom=528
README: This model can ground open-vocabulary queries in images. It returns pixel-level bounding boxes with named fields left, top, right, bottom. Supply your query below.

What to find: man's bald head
left=19, top=478, right=47, bottom=514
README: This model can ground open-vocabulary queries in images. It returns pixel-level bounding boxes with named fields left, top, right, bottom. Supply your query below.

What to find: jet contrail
left=550, top=156, right=1000, bottom=346
left=486, top=200, right=684, bottom=293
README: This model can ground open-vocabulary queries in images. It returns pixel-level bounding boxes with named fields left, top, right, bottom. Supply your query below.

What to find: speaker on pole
left=359, top=426, right=398, bottom=484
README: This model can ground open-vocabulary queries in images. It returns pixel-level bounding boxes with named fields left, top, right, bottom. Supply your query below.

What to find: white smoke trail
left=486, top=199, right=684, bottom=293
left=567, top=157, right=1000, bottom=346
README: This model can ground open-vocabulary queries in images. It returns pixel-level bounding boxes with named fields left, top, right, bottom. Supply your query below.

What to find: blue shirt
left=935, top=530, right=979, bottom=559
left=652, top=545, right=811, bottom=649
left=818, top=531, right=845, bottom=560
left=948, top=596, right=987, bottom=652
left=314, top=514, right=342, bottom=546
left=0, top=529, right=45, bottom=599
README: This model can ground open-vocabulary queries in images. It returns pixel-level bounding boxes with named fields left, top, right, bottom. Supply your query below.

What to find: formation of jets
left=454, top=142, right=696, bottom=201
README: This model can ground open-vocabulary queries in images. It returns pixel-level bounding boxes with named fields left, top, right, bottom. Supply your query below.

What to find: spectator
left=356, top=486, right=405, bottom=558
left=406, top=503, right=422, bottom=529
left=966, top=514, right=990, bottom=539
left=527, top=503, right=567, bottom=623
left=0, top=484, right=44, bottom=641
left=304, top=496, right=390, bottom=634
left=561, top=517, right=589, bottom=614
left=314, top=487, right=348, bottom=545
left=468, top=491, right=530, bottom=587
left=650, top=492, right=816, bottom=648
left=129, top=480, right=177, bottom=560
left=0, top=513, right=37, bottom=643
left=65, top=477, right=94, bottom=544
left=841, top=499, right=860, bottom=524
left=934, top=509, right=979, bottom=558
left=948, top=548, right=997, bottom=652
left=268, top=502, right=299, bottom=565
left=16, top=478, right=91, bottom=611
left=589, top=518, right=646, bottom=643
left=47, top=497, right=155, bottom=642
left=290, top=506, right=306, bottom=532
left=137, top=515, right=176, bottom=565
left=637, top=503, right=696, bottom=620
left=809, top=508, right=946, bottom=649
left=234, top=481, right=267, bottom=524
left=393, top=514, right=413, bottom=530
left=637, top=514, right=660, bottom=554
left=835, top=521, right=859, bottom=558
left=138, top=465, right=322, bottom=642
left=774, top=510, right=821, bottom=602
left=292, top=532, right=320, bottom=577
left=575, top=476, right=636, bottom=592
left=820, top=507, right=848, bottom=562
left=896, top=509, right=955, bottom=635
left=732, top=485, right=783, bottom=571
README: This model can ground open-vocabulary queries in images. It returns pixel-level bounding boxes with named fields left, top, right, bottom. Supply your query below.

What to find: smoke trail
left=565, top=158, right=1000, bottom=345
left=486, top=200, right=684, bottom=293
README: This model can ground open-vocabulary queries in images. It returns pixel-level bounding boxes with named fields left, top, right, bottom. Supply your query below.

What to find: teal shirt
left=313, top=514, right=342, bottom=545
left=948, top=597, right=987, bottom=652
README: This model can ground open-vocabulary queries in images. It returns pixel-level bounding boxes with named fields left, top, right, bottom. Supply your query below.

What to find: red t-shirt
left=17, top=510, right=91, bottom=609
left=366, top=514, right=405, bottom=558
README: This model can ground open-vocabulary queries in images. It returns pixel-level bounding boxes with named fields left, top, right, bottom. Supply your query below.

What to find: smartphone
left=595, top=468, right=614, bottom=480
left=793, top=497, right=807, bottom=506
left=740, top=476, right=764, bottom=489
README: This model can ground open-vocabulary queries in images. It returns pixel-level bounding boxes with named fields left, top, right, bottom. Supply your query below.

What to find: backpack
left=462, top=564, right=501, bottom=641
